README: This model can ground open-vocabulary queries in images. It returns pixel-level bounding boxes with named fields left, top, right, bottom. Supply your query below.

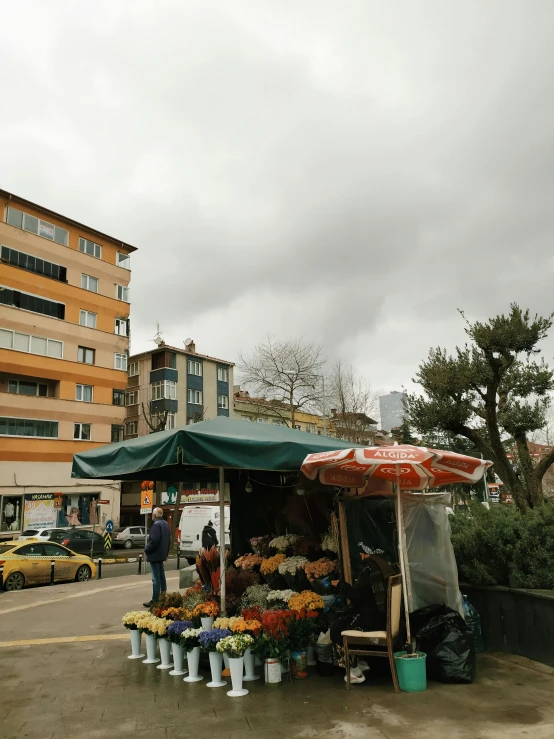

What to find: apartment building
left=0, top=189, right=135, bottom=538
left=233, top=386, right=331, bottom=435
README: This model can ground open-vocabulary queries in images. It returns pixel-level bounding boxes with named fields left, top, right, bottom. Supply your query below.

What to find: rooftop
left=129, top=341, right=235, bottom=366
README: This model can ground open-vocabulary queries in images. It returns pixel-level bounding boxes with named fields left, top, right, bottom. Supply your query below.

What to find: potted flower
left=304, top=558, right=338, bottom=605
left=278, top=556, right=309, bottom=591
left=260, top=554, right=287, bottom=589
left=231, top=617, right=262, bottom=681
left=122, top=610, right=147, bottom=659
left=288, top=590, right=325, bottom=613
left=249, top=535, right=273, bottom=557
left=240, top=584, right=271, bottom=612
left=192, top=600, right=220, bottom=630
left=321, top=528, right=339, bottom=559
left=266, top=589, right=296, bottom=610
left=149, top=617, right=174, bottom=670
left=199, top=628, right=232, bottom=687
left=136, top=614, right=159, bottom=665
left=234, top=553, right=263, bottom=571
left=269, top=534, right=300, bottom=555
left=167, top=620, right=192, bottom=676
left=217, top=634, right=255, bottom=697
left=287, top=609, right=319, bottom=679
left=256, top=610, right=295, bottom=685
left=180, top=627, right=205, bottom=682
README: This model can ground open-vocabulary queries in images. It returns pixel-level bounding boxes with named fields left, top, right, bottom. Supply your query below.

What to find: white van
left=178, top=504, right=230, bottom=561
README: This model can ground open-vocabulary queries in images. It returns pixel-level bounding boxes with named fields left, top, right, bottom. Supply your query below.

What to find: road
left=100, top=559, right=184, bottom=580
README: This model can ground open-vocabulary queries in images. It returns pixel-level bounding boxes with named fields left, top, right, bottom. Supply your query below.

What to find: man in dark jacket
left=143, top=507, right=170, bottom=607
left=201, top=520, right=218, bottom=549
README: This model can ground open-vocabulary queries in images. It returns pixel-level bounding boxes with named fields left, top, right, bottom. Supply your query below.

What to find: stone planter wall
left=462, top=584, right=554, bottom=667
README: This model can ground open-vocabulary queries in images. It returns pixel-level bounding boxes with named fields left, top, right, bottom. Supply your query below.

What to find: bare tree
left=327, top=360, right=379, bottom=444
left=239, top=336, right=325, bottom=428
left=141, top=402, right=169, bottom=432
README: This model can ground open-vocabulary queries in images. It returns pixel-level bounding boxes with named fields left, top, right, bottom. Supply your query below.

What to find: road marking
left=0, top=634, right=128, bottom=648
left=0, top=573, right=179, bottom=616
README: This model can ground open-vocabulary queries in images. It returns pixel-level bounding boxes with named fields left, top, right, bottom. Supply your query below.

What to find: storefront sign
left=24, top=494, right=57, bottom=529
left=161, top=488, right=219, bottom=505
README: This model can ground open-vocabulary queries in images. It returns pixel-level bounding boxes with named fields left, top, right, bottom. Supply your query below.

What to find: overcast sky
left=2, top=1, right=554, bottom=399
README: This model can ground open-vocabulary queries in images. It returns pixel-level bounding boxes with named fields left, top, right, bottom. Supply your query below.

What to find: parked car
left=49, top=529, right=105, bottom=556
left=18, top=528, right=68, bottom=542
left=0, top=540, right=96, bottom=590
left=112, top=526, right=148, bottom=549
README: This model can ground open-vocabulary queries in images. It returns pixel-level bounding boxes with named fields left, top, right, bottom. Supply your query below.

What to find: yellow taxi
left=0, top=540, right=96, bottom=591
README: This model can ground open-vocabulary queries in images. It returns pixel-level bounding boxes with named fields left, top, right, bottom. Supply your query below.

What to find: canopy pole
left=395, top=470, right=412, bottom=647
left=219, top=466, right=226, bottom=616
left=337, top=500, right=352, bottom=585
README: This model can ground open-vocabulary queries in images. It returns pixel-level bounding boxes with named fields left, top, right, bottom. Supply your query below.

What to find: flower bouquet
left=150, top=591, right=183, bottom=614
left=199, top=628, right=232, bottom=687
left=223, top=568, right=260, bottom=615
left=196, top=546, right=228, bottom=592
left=321, top=527, right=339, bottom=559
left=159, top=606, right=189, bottom=621
left=167, top=620, right=192, bottom=676
left=180, top=627, right=205, bottom=682
left=234, top=553, right=263, bottom=571
left=293, top=535, right=322, bottom=561
left=249, top=535, right=273, bottom=557
left=136, top=614, right=160, bottom=664
left=287, top=609, right=319, bottom=679
left=232, top=619, right=261, bottom=681
left=122, top=611, right=148, bottom=659
left=304, top=558, right=337, bottom=594
left=149, top=616, right=174, bottom=670
left=239, top=584, right=270, bottom=612
left=278, top=556, right=310, bottom=591
left=288, top=591, right=325, bottom=613
left=217, top=634, right=255, bottom=697
left=269, top=534, right=299, bottom=555
left=266, top=589, right=296, bottom=610
left=192, top=600, right=220, bottom=630
left=182, top=583, right=209, bottom=619
left=260, top=554, right=287, bottom=589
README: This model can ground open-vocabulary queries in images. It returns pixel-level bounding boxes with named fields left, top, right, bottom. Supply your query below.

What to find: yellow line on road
left=0, top=634, right=128, bottom=648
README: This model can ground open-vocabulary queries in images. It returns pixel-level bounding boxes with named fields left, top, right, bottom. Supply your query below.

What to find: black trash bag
left=411, top=603, right=476, bottom=684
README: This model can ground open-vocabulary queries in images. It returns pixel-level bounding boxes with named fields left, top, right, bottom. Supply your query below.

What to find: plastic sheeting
left=403, top=493, right=463, bottom=616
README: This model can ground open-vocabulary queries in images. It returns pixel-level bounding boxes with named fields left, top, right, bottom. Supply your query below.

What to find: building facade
left=379, top=391, right=408, bottom=433
left=233, top=386, right=331, bottom=435
left=0, top=189, right=135, bottom=538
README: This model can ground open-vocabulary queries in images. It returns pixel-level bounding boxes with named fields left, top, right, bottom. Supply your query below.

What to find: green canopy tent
left=71, top=417, right=358, bottom=611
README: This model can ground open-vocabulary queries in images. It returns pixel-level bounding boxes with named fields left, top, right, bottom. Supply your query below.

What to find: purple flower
left=167, top=620, right=192, bottom=643
left=198, top=628, right=232, bottom=652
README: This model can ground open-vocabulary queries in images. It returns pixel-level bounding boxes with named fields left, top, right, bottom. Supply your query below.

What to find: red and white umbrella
left=301, top=444, right=492, bottom=645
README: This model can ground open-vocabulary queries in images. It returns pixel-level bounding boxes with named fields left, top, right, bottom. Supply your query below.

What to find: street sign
left=140, top=489, right=153, bottom=515
left=98, top=499, right=110, bottom=505
left=105, top=520, right=114, bottom=533
left=104, top=533, right=112, bottom=550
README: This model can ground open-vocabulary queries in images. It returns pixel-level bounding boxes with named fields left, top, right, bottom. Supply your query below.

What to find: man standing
left=202, top=520, right=218, bottom=549
left=143, top=507, right=170, bottom=607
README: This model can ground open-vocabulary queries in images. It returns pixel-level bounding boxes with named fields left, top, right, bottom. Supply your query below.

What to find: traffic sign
left=105, top=520, right=114, bottom=533
left=98, top=499, right=110, bottom=505
left=140, top=489, right=153, bottom=515
left=104, top=533, right=112, bottom=550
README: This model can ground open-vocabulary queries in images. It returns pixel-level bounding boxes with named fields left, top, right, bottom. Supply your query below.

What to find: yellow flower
left=288, top=590, right=325, bottom=612
left=260, top=553, right=286, bottom=575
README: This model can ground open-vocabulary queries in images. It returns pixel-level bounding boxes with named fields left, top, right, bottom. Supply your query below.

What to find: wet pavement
left=1, top=573, right=554, bottom=739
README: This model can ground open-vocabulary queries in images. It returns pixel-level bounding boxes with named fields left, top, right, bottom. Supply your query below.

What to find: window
left=79, top=310, right=97, bottom=329
left=257, top=417, right=268, bottom=424
left=0, top=285, right=65, bottom=319
left=125, top=390, right=138, bottom=406
left=74, top=423, right=91, bottom=441
left=187, top=389, right=202, bottom=405
left=78, top=346, right=95, bottom=365
left=305, top=423, right=316, bottom=434
left=117, top=251, right=130, bottom=269
left=241, top=415, right=251, bottom=421
left=115, top=318, right=128, bottom=336
left=0, top=328, right=63, bottom=358
left=187, top=359, right=202, bottom=376
left=0, top=417, right=58, bottom=438
left=1, top=246, right=67, bottom=283
left=43, top=543, right=71, bottom=558
left=217, top=366, right=229, bottom=382
left=151, top=381, right=176, bottom=400
left=116, top=284, right=129, bottom=301
left=81, top=274, right=98, bottom=293
left=272, top=419, right=285, bottom=426
left=112, top=389, right=125, bottom=406
left=8, top=380, right=48, bottom=397
left=79, top=238, right=102, bottom=259
left=152, top=412, right=175, bottom=430
left=151, top=351, right=177, bottom=370
left=129, top=361, right=139, bottom=377
left=125, top=421, right=138, bottom=436
left=76, top=384, right=93, bottom=402
left=111, top=424, right=124, bottom=442
left=7, top=207, right=68, bottom=246
left=217, top=394, right=229, bottom=409
left=18, top=543, right=46, bottom=556
left=166, top=412, right=176, bottom=429
left=294, top=424, right=301, bottom=430
left=114, top=353, right=128, bottom=371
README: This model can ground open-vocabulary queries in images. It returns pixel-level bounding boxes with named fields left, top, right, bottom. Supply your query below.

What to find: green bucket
left=393, top=651, right=427, bottom=692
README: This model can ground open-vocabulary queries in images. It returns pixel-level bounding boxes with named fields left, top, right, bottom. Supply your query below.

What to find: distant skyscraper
left=379, top=391, right=408, bottom=432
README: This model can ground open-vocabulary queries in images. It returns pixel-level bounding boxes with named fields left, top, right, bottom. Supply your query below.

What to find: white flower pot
left=183, top=646, right=203, bottom=682
left=169, top=643, right=187, bottom=676
left=227, top=656, right=248, bottom=697
left=157, top=637, right=174, bottom=670
left=201, top=616, right=214, bottom=631
left=142, top=633, right=160, bottom=664
left=206, top=651, right=227, bottom=688
left=128, top=629, right=144, bottom=659
left=307, top=645, right=317, bottom=666
left=264, top=657, right=282, bottom=685
left=243, top=648, right=260, bottom=681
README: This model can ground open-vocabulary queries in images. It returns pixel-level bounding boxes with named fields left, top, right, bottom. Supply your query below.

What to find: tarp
left=71, top=417, right=358, bottom=480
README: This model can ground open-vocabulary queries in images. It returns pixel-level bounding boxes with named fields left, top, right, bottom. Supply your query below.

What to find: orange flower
left=260, top=553, right=286, bottom=575
left=192, top=600, right=220, bottom=618
left=288, top=591, right=325, bottom=612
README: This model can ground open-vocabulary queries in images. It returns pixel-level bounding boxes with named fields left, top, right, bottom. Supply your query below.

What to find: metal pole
left=322, top=376, right=327, bottom=436
left=97, top=558, right=102, bottom=580
left=144, top=511, right=148, bottom=575
left=395, top=470, right=412, bottom=648
left=219, top=466, right=226, bottom=616
left=50, top=560, right=55, bottom=585
left=138, top=553, right=143, bottom=575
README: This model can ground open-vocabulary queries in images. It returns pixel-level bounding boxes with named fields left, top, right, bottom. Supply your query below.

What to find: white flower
left=278, top=556, right=308, bottom=575
left=321, top=529, right=339, bottom=553
left=269, top=534, right=299, bottom=551
left=267, top=589, right=296, bottom=603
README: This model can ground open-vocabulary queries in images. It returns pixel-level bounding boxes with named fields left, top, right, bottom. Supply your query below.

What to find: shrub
left=511, top=504, right=554, bottom=589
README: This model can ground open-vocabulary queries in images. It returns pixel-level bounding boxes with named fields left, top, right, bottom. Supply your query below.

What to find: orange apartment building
left=0, top=189, right=136, bottom=539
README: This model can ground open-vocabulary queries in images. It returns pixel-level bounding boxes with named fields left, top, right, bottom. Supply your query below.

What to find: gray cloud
left=2, top=0, right=554, bottom=395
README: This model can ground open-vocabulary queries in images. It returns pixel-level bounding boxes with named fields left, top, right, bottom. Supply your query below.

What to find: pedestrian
left=201, top=519, right=218, bottom=549
left=143, top=507, right=170, bottom=608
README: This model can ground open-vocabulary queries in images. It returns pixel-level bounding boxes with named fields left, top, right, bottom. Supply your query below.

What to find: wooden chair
left=342, top=574, right=403, bottom=692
